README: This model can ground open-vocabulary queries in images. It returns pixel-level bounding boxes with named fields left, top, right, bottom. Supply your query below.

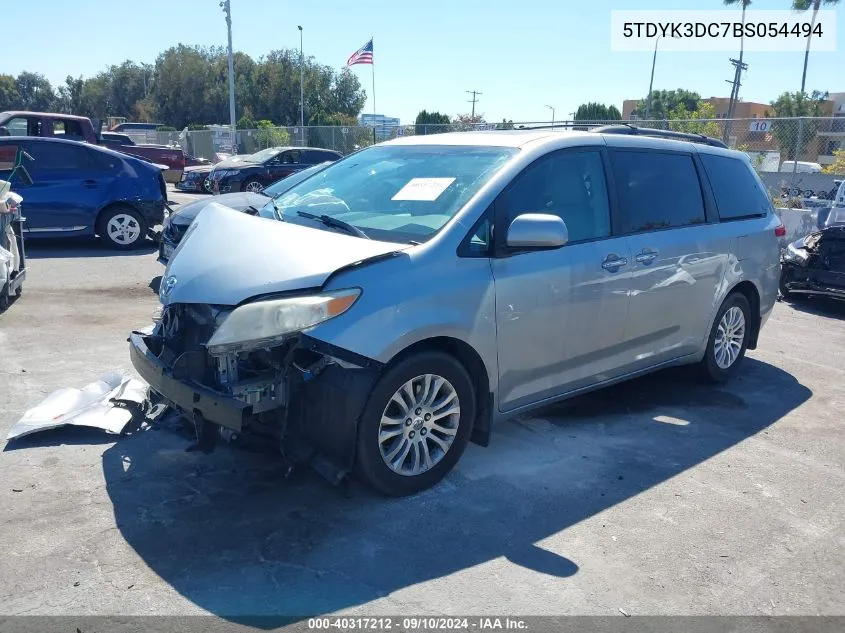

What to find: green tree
left=56, top=76, right=85, bottom=114
left=768, top=90, right=828, bottom=159
left=668, top=101, right=722, bottom=137
left=452, top=113, right=486, bottom=130
left=791, top=0, right=840, bottom=94
left=0, top=75, right=21, bottom=111
left=631, top=89, right=700, bottom=121
left=574, top=102, right=622, bottom=121
left=415, top=109, right=451, bottom=134
left=15, top=72, right=56, bottom=111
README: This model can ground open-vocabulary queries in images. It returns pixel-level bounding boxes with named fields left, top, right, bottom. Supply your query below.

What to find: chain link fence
left=164, top=117, right=844, bottom=203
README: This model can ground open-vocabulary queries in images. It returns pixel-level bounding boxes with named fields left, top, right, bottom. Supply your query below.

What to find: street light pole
left=644, top=36, right=660, bottom=121
left=298, top=25, right=304, bottom=141
left=545, top=105, right=555, bottom=128
left=220, top=0, right=237, bottom=153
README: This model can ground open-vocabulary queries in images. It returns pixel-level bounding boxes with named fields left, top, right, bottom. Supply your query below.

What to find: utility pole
left=220, top=0, right=237, bottom=153
left=723, top=57, right=748, bottom=145
left=466, top=90, right=482, bottom=119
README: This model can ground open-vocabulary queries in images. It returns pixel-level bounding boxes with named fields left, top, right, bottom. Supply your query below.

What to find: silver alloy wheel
left=245, top=180, right=264, bottom=193
left=714, top=306, right=746, bottom=369
left=107, top=213, right=141, bottom=245
left=378, top=374, right=461, bottom=477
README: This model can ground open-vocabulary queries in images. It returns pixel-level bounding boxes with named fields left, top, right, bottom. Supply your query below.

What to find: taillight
left=774, top=223, right=786, bottom=237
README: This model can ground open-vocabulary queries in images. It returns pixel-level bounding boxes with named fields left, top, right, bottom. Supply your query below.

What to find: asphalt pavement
left=0, top=194, right=843, bottom=621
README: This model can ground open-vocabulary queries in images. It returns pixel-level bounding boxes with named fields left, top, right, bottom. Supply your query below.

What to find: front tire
left=699, top=293, right=751, bottom=383
left=355, top=351, right=475, bottom=496
left=98, top=206, right=146, bottom=250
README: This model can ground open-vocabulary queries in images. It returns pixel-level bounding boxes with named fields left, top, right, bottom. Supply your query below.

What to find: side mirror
left=506, top=213, right=568, bottom=249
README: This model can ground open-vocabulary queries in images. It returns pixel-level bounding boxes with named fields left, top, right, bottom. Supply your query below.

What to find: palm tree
left=792, top=0, right=840, bottom=94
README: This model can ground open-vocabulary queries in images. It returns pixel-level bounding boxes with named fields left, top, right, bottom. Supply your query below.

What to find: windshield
left=275, top=144, right=516, bottom=243
left=248, top=148, right=282, bottom=163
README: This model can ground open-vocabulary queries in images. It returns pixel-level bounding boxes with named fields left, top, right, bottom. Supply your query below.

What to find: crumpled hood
left=162, top=203, right=406, bottom=306
left=170, top=191, right=268, bottom=225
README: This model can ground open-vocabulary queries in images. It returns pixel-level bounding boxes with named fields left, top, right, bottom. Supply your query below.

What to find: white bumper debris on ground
left=6, top=372, right=147, bottom=441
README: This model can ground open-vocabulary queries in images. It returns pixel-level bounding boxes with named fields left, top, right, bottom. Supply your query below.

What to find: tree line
left=0, top=44, right=367, bottom=130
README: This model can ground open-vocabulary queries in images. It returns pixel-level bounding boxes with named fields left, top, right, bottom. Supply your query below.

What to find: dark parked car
left=176, top=165, right=214, bottom=193
left=209, top=146, right=341, bottom=194
left=0, top=137, right=166, bottom=249
left=160, top=161, right=331, bottom=264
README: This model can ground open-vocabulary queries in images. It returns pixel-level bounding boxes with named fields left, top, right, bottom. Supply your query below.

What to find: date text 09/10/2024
left=307, top=617, right=529, bottom=631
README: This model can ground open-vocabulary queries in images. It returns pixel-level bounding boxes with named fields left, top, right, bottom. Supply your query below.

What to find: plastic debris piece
left=7, top=372, right=147, bottom=440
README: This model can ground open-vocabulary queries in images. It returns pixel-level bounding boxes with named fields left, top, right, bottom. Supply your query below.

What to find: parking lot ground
left=0, top=237, right=843, bottom=621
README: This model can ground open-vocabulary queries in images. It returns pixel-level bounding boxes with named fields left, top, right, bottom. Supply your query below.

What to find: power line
left=466, top=90, right=482, bottom=118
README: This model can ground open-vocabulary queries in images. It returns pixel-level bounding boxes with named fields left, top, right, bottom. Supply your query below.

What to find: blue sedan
left=0, top=137, right=166, bottom=249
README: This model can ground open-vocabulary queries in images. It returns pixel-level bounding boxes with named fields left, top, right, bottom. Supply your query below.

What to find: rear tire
left=242, top=178, right=264, bottom=194
left=98, top=206, right=147, bottom=250
left=699, top=293, right=751, bottom=383
left=355, top=351, right=475, bottom=497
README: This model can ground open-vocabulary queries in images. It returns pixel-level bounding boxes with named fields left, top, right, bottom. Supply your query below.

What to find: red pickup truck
left=0, top=111, right=185, bottom=183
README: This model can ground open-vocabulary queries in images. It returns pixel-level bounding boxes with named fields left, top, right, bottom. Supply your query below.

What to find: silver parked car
left=130, top=126, right=781, bottom=496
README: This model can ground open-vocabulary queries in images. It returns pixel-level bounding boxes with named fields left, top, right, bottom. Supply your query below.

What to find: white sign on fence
left=749, top=120, right=773, bottom=132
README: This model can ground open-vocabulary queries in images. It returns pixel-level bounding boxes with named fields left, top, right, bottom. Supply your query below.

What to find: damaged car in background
left=780, top=204, right=845, bottom=301
left=159, top=161, right=332, bottom=264
left=130, top=128, right=780, bottom=496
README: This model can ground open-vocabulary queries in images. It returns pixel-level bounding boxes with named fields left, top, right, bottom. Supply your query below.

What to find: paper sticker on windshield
left=392, top=177, right=456, bottom=201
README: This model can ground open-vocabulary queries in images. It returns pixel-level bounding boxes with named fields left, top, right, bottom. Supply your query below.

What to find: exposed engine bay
left=781, top=226, right=845, bottom=300
left=131, top=302, right=382, bottom=482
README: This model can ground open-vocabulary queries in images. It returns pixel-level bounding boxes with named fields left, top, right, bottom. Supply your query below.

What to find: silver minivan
left=130, top=127, right=781, bottom=496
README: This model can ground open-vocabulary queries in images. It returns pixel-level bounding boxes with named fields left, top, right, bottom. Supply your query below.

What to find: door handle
left=601, top=254, right=628, bottom=272
left=82, top=179, right=99, bottom=188
left=635, top=249, right=659, bottom=265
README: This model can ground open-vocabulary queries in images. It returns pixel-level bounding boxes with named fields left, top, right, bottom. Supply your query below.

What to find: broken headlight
left=206, top=288, right=361, bottom=356
left=782, top=241, right=808, bottom=264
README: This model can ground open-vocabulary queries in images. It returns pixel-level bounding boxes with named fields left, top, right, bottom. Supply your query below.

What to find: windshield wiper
left=296, top=211, right=370, bottom=239
left=269, top=197, right=283, bottom=220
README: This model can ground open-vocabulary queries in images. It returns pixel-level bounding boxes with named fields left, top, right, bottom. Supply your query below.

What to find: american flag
left=346, top=38, right=373, bottom=67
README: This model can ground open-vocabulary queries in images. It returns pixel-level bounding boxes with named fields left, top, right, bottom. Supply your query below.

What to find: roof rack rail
left=590, top=124, right=728, bottom=148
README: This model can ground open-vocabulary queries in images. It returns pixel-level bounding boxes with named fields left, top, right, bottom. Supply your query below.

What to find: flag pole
left=371, top=36, right=376, bottom=144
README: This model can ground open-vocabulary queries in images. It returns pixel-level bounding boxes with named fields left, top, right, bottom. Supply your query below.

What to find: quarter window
left=611, top=151, right=706, bottom=232
left=700, top=153, right=770, bottom=220
left=502, top=150, right=612, bottom=243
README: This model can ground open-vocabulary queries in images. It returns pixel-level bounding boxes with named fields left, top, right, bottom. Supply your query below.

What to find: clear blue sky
left=3, top=0, right=843, bottom=123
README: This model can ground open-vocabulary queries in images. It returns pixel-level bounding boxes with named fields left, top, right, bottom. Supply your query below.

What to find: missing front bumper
left=129, top=331, right=252, bottom=432
left=128, top=330, right=382, bottom=474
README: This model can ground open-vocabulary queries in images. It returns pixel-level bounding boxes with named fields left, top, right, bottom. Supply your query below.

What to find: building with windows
left=359, top=113, right=400, bottom=141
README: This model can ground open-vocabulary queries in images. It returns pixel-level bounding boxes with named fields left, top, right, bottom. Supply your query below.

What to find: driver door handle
left=602, top=254, right=628, bottom=272
left=635, top=248, right=659, bottom=265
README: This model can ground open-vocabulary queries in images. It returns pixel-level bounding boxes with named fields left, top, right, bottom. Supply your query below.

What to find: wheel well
left=95, top=202, right=142, bottom=235
left=389, top=337, right=493, bottom=447
left=729, top=280, right=761, bottom=350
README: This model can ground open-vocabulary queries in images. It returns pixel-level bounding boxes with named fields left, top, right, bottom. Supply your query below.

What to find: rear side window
left=611, top=150, right=706, bottom=233
left=700, top=154, right=771, bottom=220
left=24, top=142, right=93, bottom=170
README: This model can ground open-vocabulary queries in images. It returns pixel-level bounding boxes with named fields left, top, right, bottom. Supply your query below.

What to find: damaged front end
left=780, top=226, right=845, bottom=300
left=129, top=300, right=381, bottom=481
